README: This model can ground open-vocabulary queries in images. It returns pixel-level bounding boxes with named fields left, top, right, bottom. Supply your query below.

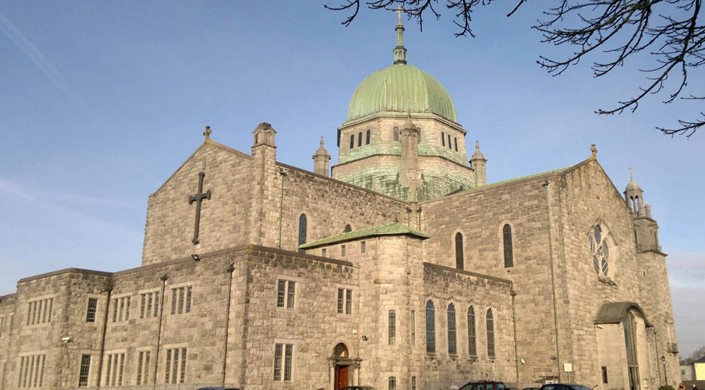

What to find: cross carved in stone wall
left=188, top=171, right=211, bottom=245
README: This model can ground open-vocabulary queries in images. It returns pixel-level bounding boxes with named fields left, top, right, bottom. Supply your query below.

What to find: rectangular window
left=140, top=291, right=160, bottom=319
left=360, top=241, right=366, bottom=253
left=86, top=298, right=98, bottom=323
left=276, top=280, right=296, bottom=309
left=164, top=347, right=187, bottom=384
left=79, top=354, right=91, bottom=387
left=341, top=244, right=346, bottom=256
left=111, top=296, right=131, bottom=322
left=337, top=288, right=352, bottom=315
left=136, top=350, right=151, bottom=385
left=389, top=376, right=397, bottom=390
left=103, top=352, right=125, bottom=387
left=26, top=298, right=53, bottom=325
left=412, top=376, right=417, bottom=390
left=273, top=343, right=294, bottom=382
left=447, top=134, right=452, bottom=148
left=454, top=137, right=458, bottom=151
left=321, top=248, right=327, bottom=257
left=410, top=310, right=416, bottom=345
left=388, top=310, right=396, bottom=345
left=0, top=316, right=4, bottom=336
left=170, top=286, right=192, bottom=315
left=441, top=132, right=445, bottom=146
left=18, top=354, right=46, bottom=388
left=601, top=366, right=608, bottom=383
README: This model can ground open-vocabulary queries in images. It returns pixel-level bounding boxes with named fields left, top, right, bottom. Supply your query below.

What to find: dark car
left=459, top=381, right=507, bottom=390
left=539, top=384, right=592, bottom=390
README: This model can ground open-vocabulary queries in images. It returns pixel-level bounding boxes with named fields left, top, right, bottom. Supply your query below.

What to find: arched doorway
left=330, top=343, right=361, bottom=390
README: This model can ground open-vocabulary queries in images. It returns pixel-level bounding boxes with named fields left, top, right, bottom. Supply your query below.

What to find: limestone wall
left=142, top=142, right=255, bottom=265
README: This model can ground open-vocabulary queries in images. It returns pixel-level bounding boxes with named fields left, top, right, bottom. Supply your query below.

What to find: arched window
left=388, top=310, right=396, bottom=345
left=467, top=306, right=476, bottom=356
left=589, top=225, right=609, bottom=276
left=298, top=214, right=307, bottom=253
left=358, top=132, right=362, bottom=147
left=455, top=233, right=464, bottom=270
left=448, top=303, right=457, bottom=355
left=425, top=300, right=435, bottom=353
left=486, top=308, right=495, bottom=358
left=393, top=127, right=400, bottom=141
left=503, top=224, right=513, bottom=268
left=349, top=134, right=354, bottom=149
left=366, top=129, right=371, bottom=144
left=389, top=376, right=397, bottom=390
left=344, top=224, right=352, bottom=233
left=333, top=343, right=348, bottom=358
left=624, top=311, right=640, bottom=390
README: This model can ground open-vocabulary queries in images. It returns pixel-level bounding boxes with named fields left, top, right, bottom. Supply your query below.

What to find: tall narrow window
left=388, top=310, right=396, bottom=345
left=366, top=129, right=371, bottom=144
left=448, top=303, right=457, bottom=355
left=447, top=134, right=452, bottom=148
left=103, top=352, right=125, bottom=386
left=393, top=127, right=400, bottom=141
left=624, top=312, right=639, bottom=390
left=389, top=376, right=397, bottom=390
left=454, top=137, right=458, bottom=151
left=426, top=300, right=436, bottom=353
left=410, top=310, right=416, bottom=345
left=358, top=132, right=362, bottom=147
left=486, top=309, right=495, bottom=358
left=467, top=306, right=476, bottom=356
left=136, top=350, right=151, bottom=385
left=349, top=134, right=354, bottom=149
left=79, top=354, right=91, bottom=387
left=298, top=214, right=307, bottom=252
left=503, top=224, right=514, bottom=268
left=455, top=233, right=464, bottom=270
left=412, top=376, right=417, bottom=390
left=337, top=288, right=352, bottom=315
left=274, top=343, right=294, bottom=382
left=164, top=347, right=187, bottom=384
left=86, top=298, right=98, bottom=323
left=277, top=280, right=296, bottom=309
left=441, top=132, right=446, bottom=146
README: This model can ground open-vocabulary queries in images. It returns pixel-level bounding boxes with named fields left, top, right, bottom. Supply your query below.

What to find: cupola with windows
left=330, top=10, right=482, bottom=202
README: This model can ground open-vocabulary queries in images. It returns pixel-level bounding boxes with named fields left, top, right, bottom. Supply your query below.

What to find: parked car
left=539, top=384, right=592, bottom=390
left=340, top=387, right=375, bottom=390
left=459, top=380, right=507, bottom=390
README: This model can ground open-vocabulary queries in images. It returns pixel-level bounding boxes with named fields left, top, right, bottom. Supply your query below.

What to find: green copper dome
left=346, top=64, right=457, bottom=123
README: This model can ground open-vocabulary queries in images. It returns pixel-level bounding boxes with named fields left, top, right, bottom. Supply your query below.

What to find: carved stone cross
left=188, top=171, right=211, bottom=245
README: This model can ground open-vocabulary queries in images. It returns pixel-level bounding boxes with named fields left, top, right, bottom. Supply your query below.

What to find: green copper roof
left=299, top=222, right=430, bottom=250
left=346, top=64, right=457, bottom=123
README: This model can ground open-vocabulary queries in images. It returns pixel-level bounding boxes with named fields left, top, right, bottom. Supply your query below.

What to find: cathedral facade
left=0, top=16, right=680, bottom=390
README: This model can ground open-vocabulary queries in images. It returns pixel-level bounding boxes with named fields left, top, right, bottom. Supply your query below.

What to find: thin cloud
left=0, top=12, right=84, bottom=105
left=0, top=178, right=138, bottom=210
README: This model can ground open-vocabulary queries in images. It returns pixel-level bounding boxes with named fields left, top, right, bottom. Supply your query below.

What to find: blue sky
left=1, top=1, right=703, bottom=358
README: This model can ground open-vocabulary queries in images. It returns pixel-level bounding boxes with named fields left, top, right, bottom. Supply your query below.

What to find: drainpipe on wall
left=222, top=262, right=236, bottom=386
left=152, top=274, right=168, bottom=390
left=511, top=289, right=520, bottom=387
left=543, top=179, right=562, bottom=382
left=95, top=282, right=113, bottom=388
left=277, top=168, right=287, bottom=249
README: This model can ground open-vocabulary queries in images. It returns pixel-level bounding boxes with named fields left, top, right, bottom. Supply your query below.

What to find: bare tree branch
left=324, top=0, right=705, bottom=137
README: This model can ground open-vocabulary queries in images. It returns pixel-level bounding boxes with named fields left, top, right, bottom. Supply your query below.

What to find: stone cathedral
left=0, top=14, right=681, bottom=390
